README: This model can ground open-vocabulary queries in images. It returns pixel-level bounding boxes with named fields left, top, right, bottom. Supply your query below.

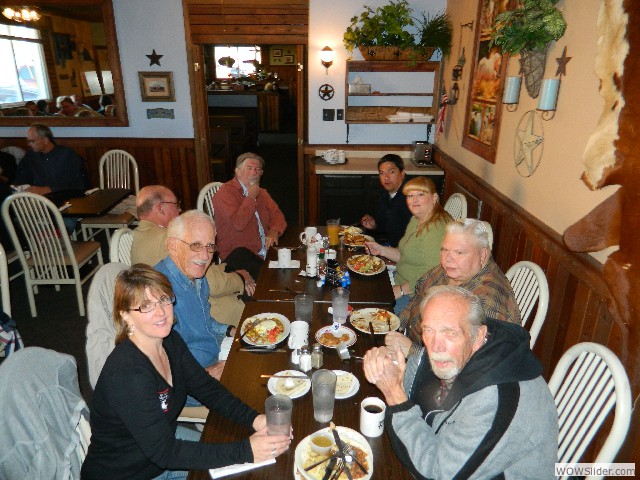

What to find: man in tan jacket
left=130, top=185, right=255, bottom=326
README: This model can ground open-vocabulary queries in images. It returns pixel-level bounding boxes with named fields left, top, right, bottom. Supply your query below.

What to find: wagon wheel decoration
left=318, top=84, right=335, bottom=101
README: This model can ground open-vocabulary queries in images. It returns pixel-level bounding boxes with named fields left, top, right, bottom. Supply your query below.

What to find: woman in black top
left=81, top=264, right=291, bottom=479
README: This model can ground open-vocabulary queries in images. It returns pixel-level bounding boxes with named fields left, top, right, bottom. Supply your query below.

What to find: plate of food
left=315, top=325, right=357, bottom=348
left=294, top=426, right=373, bottom=480
left=350, top=308, right=400, bottom=334
left=344, top=232, right=374, bottom=248
left=333, top=370, right=360, bottom=399
left=347, top=255, right=385, bottom=276
left=267, top=370, right=311, bottom=399
left=240, top=313, right=290, bottom=347
left=340, top=225, right=363, bottom=236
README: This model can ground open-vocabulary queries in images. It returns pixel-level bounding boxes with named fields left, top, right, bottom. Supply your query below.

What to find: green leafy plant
left=490, top=0, right=567, bottom=54
left=343, top=0, right=417, bottom=53
left=418, top=11, right=453, bottom=57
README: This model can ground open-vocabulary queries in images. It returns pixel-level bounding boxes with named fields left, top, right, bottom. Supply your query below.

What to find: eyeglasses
left=406, top=192, right=429, bottom=199
left=160, top=200, right=182, bottom=210
left=173, top=237, right=217, bottom=254
left=130, top=295, right=175, bottom=314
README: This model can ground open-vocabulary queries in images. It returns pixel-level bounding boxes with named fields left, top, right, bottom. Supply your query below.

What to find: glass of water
left=331, top=287, right=349, bottom=324
left=312, top=369, right=337, bottom=423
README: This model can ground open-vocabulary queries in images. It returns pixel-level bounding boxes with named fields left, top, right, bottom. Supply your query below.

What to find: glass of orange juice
left=326, top=219, right=340, bottom=246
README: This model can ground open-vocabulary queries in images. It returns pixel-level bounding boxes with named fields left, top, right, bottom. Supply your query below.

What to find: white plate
left=350, top=308, right=400, bottom=334
left=240, top=313, right=290, bottom=347
left=295, top=426, right=373, bottom=480
left=315, top=325, right=357, bottom=348
left=333, top=370, right=360, bottom=399
left=267, top=370, right=311, bottom=399
left=344, top=234, right=374, bottom=248
left=347, top=255, right=386, bottom=276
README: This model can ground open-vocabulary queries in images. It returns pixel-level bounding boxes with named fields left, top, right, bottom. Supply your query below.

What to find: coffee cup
left=359, top=397, right=386, bottom=437
left=299, top=226, right=318, bottom=245
left=288, top=320, right=309, bottom=349
left=277, top=248, right=292, bottom=268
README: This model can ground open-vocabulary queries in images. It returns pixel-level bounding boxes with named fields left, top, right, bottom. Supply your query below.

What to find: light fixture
left=502, top=76, right=522, bottom=112
left=537, top=78, right=560, bottom=120
left=320, top=46, right=335, bottom=74
left=2, top=6, right=40, bottom=23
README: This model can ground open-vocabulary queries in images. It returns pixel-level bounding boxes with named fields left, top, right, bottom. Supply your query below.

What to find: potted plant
left=417, top=11, right=453, bottom=58
left=490, top=0, right=566, bottom=97
left=343, top=0, right=417, bottom=60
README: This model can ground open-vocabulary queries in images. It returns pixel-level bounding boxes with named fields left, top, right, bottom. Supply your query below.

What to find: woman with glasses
left=82, top=264, right=291, bottom=480
left=365, top=177, right=453, bottom=314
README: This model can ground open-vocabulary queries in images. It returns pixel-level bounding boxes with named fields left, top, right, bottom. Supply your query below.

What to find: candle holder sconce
left=536, top=78, right=560, bottom=120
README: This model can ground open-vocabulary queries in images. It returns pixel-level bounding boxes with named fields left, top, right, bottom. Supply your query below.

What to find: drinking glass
left=326, top=219, right=340, bottom=247
left=294, top=294, right=314, bottom=323
left=312, top=369, right=337, bottom=423
left=331, top=287, right=349, bottom=324
left=265, top=394, right=293, bottom=436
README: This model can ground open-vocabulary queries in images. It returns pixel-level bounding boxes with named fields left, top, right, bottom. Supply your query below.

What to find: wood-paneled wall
left=435, top=147, right=638, bottom=462
left=184, top=0, right=308, bottom=45
left=0, top=137, right=200, bottom=209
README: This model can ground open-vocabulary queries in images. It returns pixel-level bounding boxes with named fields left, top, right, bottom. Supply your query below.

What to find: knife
left=238, top=348, right=286, bottom=353
left=330, top=426, right=353, bottom=480
left=239, top=318, right=266, bottom=341
left=321, top=456, right=338, bottom=480
left=368, top=321, right=377, bottom=346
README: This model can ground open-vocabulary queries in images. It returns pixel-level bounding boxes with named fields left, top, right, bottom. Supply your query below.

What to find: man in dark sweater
left=360, top=154, right=412, bottom=247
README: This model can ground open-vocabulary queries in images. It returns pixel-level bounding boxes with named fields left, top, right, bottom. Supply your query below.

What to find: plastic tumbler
left=294, top=294, right=314, bottom=323
left=265, top=394, right=293, bottom=436
left=326, top=219, right=340, bottom=247
left=312, top=369, right=337, bottom=422
left=331, top=287, right=349, bottom=324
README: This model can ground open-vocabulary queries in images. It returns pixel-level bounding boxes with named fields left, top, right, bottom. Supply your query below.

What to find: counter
left=312, top=156, right=443, bottom=176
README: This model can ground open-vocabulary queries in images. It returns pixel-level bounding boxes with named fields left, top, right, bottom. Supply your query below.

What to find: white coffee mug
left=277, top=248, right=292, bottom=268
left=360, top=397, right=386, bottom=437
left=288, top=320, right=309, bottom=349
left=299, top=226, right=318, bottom=245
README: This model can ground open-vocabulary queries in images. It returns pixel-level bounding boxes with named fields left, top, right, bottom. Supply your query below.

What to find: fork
left=328, top=459, right=345, bottom=480
left=343, top=445, right=367, bottom=475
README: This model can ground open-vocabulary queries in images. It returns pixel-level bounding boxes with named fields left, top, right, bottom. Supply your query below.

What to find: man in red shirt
left=212, top=152, right=287, bottom=280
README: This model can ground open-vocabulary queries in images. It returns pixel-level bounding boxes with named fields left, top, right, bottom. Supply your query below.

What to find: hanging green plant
left=417, top=11, right=453, bottom=57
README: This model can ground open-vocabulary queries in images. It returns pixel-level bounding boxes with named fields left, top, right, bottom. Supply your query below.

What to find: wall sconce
left=537, top=78, right=560, bottom=120
left=320, top=46, right=335, bottom=74
left=502, top=76, right=522, bottom=112
left=449, top=83, right=460, bottom=105
left=2, top=6, right=40, bottom=22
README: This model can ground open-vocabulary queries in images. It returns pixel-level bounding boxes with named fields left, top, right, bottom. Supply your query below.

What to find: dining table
left=252, top=227, right=395, bottom=306
left=188, top=300, right=411, bottom=480
left=46, top=187, right=131, bottom=217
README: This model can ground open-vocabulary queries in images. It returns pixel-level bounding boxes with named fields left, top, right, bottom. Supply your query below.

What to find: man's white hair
left=167, top=210, right=214, bottom=239
left=445, top=219, right=492, bottom=251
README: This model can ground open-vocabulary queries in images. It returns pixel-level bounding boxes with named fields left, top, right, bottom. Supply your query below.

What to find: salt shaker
left=311, top=343, right=324, bottom=369
left=299, top=345, right=312, bottom=372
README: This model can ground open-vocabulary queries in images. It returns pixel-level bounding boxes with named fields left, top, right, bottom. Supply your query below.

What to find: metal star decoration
left=514, top=110, right=544, bottom=177
left=555, top=46, right=572, bottom=77
left=146, top=49, right=163, bottom=66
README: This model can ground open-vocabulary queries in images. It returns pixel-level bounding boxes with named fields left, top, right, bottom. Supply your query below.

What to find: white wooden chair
left=549, top=342, right=632, bottom=478
left=0, top=243, right=10, bottom=317
left=505, top=260, right=549, bottom=348
left=81, top=150, right=140, bottom=245
left=2, top=192, right=103, bottom=317
left=109, top=227, right=134, bottom=264
left=443, top=193, right=467, bottom=221
left=196, top=181, right=223, bottom=220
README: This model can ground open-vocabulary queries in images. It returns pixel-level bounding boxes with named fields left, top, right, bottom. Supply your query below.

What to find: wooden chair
left=444, top=193, right=467, bottom=220
left=2, top=192, right=103, bottom=317
left=81, top=150, right=139, bottom=245
left=196, top=182, right=223, bottom=221
left=109, top=227, right=134, bottom=264
left=549, top=342, right=632, bottom=478
left=506, top=261, right=549, bottom=348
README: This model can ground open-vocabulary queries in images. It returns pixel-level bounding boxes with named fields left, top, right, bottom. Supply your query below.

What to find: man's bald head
left=136, top=185, right=181, bottom=227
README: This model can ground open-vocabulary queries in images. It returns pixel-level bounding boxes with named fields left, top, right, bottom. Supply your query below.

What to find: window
left=214, top=46, right=261, bottom=79
left=0, top=24, right=50, bottom=106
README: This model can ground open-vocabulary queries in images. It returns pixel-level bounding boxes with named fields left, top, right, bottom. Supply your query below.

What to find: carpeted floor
left=4, top=129, right=298, bottom=404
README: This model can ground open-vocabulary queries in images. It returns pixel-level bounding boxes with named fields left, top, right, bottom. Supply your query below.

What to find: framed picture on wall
left=138, top=71, right=175, bottom=102
left=462, top=0, right=513, bottom=163
left=272, top=49, right=282, bottom=57
left=284, top=55, right=294, bottom=64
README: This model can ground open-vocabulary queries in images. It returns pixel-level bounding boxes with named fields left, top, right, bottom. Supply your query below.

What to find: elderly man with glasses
left=154, top=210, right=234, bottom=389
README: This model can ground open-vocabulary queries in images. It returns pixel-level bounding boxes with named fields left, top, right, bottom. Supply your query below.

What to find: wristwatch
left=225, top=325, right=234, bottom=337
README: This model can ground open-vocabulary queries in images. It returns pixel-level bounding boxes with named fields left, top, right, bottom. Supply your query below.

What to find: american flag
left=435, top=92, right=449, bottom=142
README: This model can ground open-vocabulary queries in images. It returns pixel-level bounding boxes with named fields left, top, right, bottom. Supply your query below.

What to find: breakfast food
left=347, top=255, right=384, bottom=275
left=335, top=373, right=354, bottom=396
left=319, top=332, right=351, bottom=347
left=344, top=232, right=367, bottom=246
left=243, top=317, right=285, bottom=345
left=274, top=374, right=309, bottom=397
left=302, top=442, right=369, bottom=480
left=340, top=226, right=363, bottom=236
left=350, top=308, right=400, bottom=333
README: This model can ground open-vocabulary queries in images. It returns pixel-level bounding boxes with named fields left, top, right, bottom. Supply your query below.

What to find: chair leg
left=25, top=278, right=37, bottom=317
left=75, top=280, right=85, bottom=317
